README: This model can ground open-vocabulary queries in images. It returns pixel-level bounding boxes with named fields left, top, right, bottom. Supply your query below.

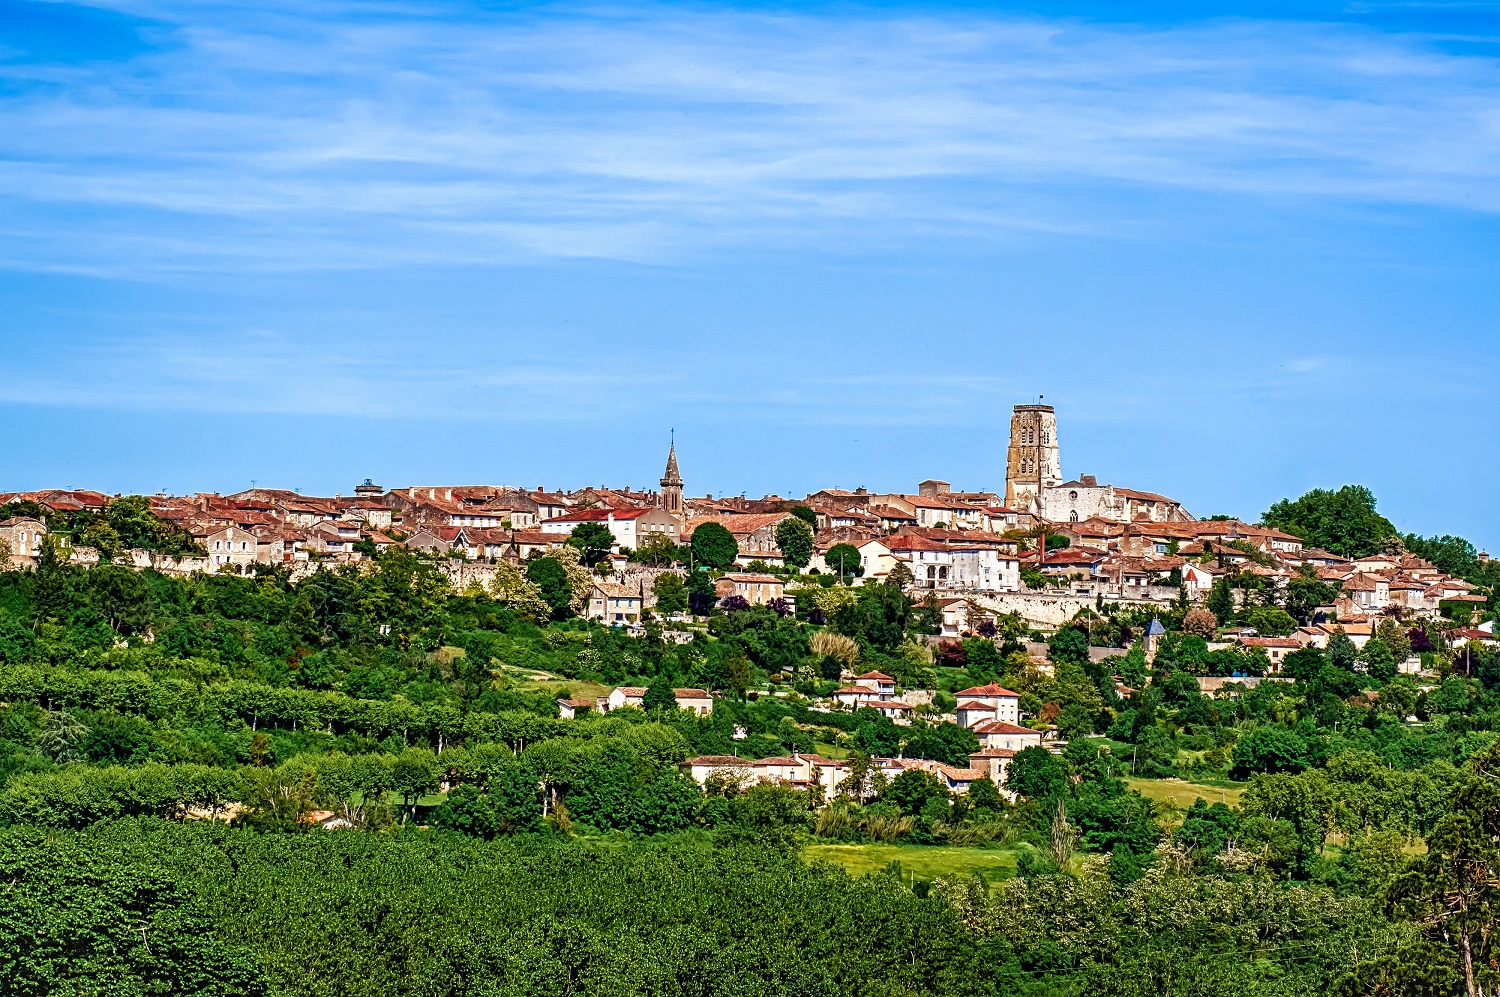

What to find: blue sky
left=1, top=0, right=1498, bottom=544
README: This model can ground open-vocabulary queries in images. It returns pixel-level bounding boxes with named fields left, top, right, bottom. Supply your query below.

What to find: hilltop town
left=1, top=403, right=1492, bottom=805
left=0, top=404, right=1483, bottom=631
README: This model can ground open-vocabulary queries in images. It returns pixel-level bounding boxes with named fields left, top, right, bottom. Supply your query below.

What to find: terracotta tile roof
left=1238, top=637, right=1304, bottom=649
left=684, top=513, right=788, bottom=537
left=682, top=755, right=750, bottom=766
left=955, top=683, right=1021, bottom=698
left=974, top=720, right=1039, bottom=736
left=546, top=508, right=655, bottom=522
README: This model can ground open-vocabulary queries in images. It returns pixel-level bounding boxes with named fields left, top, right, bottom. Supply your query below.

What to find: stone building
left=658, top=439, right=684, bottom=518
left=1003, top=404, right=1062, bottom=512
left=1039, top=476, right=1194, bottom=524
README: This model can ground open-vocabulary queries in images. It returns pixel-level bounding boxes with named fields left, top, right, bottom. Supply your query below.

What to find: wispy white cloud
left=0, top=1, right=1497, bottom=275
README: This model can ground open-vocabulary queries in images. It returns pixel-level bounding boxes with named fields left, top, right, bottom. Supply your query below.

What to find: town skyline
left=0, top=409, right=1480, bottom=552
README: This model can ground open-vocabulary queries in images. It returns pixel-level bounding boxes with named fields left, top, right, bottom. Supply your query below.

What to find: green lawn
left=802, top=843, right=1023, bottom=884
left=1125, top=777, right=1244, bottom=811
left=512, top=678, right=611, bottom=702
left=813, top=742, right=850, bottom=759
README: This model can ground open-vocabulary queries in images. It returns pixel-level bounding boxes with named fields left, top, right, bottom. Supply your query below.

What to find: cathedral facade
left=1004, top=404, right=1192, bottom=524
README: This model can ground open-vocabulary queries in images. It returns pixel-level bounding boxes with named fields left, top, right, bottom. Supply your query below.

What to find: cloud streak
left=0, top=1, right=1497, bottom=274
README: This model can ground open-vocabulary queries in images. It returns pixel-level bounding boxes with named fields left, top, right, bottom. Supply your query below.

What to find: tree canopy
left=689, top=523, right=738, bottom=570
left=1262, top=485, right=1398, bottom=559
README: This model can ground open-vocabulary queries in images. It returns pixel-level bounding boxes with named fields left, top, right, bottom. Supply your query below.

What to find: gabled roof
left=954, top=682, right=1021, bottom=698
left=546, top=508, right=656, bottom=523
left=974, top=720, right=1038, bottom=736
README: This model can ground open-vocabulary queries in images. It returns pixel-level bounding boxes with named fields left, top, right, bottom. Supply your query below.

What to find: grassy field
left=1125, top=777, right=1244, bottom=811
left=813, top=742, right=851, bottom=759
left=510, top=678, right=612, bottom=701
left=802, top=843, right=1023, bottom=883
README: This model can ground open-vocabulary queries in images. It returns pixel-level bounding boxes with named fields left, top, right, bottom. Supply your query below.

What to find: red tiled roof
left=974, top=720, right=1038, bottom=736
left=955, top=683, right=1021, bottom=698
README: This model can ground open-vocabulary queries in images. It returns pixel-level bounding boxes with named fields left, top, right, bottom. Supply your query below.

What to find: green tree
left=880, top=769, right=949, bottom=818
left=429, top=783, right=500, bottom=839
left=1007, top=745, right=1069, bottom=800
left=0, top=832, right=266, bottom=995
left=790, top=505, right=818, bottom=532
left=392, top=747, right=440, bottom=824
left=1284, top=563, right=1336, bottom=623
left=652, top=572, right=688, bottom=614
left=526, top=557, right=574, bottom=620
left=1231, top=727, right=1311, bottom=778
left=1326, top=627, right=1358, bottom=671
left=824, top=543, right=861, bottom=582
left=1247, top=606, right=1298, bottom=637
left=1386, top=741, right=1500, bottom=997
left=690, top=522, right=739, bottom=570
left=1262, top=485, right=1398, bottom=559
left=1206, top=576, right=1234, bottom=624
left=723, top=649, right=752, bottom=699
left=567, top=522, right=616, bottom=567
left=632, top=532, right=679, bottom=566
left=774, top=517, right=815, bottom=569
left=642, top=679, right=678, bottom=713
left=1361, top=636, right=1398, bottom=683
left=1048, top=626, right=1089, bottom=666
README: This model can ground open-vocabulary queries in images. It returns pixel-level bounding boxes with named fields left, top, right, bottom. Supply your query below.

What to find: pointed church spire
left=663, top=440, right=682, bottom=486
left=660, top=433, right=683, bottom=515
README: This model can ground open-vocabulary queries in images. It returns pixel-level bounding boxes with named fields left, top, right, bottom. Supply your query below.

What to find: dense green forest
left=3, top=506, right=1500, bottom=996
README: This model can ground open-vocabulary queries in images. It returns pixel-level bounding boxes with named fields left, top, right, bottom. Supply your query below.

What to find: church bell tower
left=1004, top=404, right=1061, bottom=513
left=659, top=436, right=684, bottom=516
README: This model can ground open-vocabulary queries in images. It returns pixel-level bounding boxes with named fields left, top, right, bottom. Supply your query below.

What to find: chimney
left=1080, top=474, right=1097, bottom=487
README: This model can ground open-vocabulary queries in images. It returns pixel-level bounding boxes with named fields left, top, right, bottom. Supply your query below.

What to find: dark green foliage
left=1048, top=626, right=1089, bottom=666
left=689, top=523, right=738, bottom=569
left=1206, top=576, right=1234, bottom=624
left=567, top=522, right=616, bottom=567
left=429, top=783, right=500, bottom=838
left=880, top=769, right=949, bottom=817
left=900, top=722, right=979, bottom=767
left=527, top=556, right=574, bottom=619
left=642, top=678, right=678, bottom=712
left=1007, top=745, right=1069, bottom=799
left=824, top=543, right=862, bottom=580
left=0, top=825, right=266, bottom=995
left=652, top=572, right=688, bottom=614
left=1262, top=485, right=1398, bottom=559
left=774, top=517, right=815, bottom=568
left=1232, top=727, right=1312, bottom=778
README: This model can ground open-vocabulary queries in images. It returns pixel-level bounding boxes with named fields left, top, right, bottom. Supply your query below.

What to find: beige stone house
left=0, top=517, right=46, bottom=566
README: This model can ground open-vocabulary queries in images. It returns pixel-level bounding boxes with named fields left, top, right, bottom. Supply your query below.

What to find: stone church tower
left=1004, top=404, right=1061, bottom=513
left=659, top=437, right=684, bottom=516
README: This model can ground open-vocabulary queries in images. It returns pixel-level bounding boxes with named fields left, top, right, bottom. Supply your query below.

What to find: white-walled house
left=540, top=507, right=680, bottom=552
left=953, top=683, right=1022, bottom=725
left=974, top=720, right=1043, bottom=752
